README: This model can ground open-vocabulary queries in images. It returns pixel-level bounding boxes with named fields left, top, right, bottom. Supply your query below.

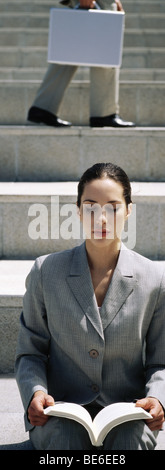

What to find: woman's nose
left=96, top=209, right=107, bottom=224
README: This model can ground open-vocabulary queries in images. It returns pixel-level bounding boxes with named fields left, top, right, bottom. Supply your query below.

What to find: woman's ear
left=126, top=203, right=132, bottom=219
left=76, top=202, right=81, bottom=217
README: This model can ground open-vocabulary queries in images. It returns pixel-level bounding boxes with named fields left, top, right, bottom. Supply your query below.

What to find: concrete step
left=123, top=30, right=165, bottom=48
left=122, top=48, right=165, bottom=69
left=1, top=27, right=165, bottom=48
left=0, top=374, right=164, bottom=450
left=0, top=0, right=53, bottom=12
left=0, top=12, right=165, bottom=29
left=124, top=0, right=165, bottom=14
left=120, top=69, right=165, bottom=81
left=0, top=260, right=33, bottom=373
left=126, top=13, right=165, bottom=29
left=0, top=126, right=165, bottom=183
left=0, top=374, right=33, bottom=448
left=0, top=79, right=165, bottom=126
left=0, top=46, right=164, bottom=69
left=0, top=181, right=165, bottom=260
left=0, top=66, right=165, bottom=81
left=0, top=66, right=89, bottom=81
left=0, top=0, right=52, bottom=12
left=0, top=0, right=165, bottom=14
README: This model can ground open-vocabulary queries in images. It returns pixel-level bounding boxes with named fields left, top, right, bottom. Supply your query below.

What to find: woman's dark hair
left=77, top=162, right=132, bottom=208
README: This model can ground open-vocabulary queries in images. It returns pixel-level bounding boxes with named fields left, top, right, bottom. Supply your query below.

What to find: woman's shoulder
left=128, top=247, right=163, bottom=266
left=32, top=244, right=81, bottom=274
left=126, top=247, right=165, bottom=284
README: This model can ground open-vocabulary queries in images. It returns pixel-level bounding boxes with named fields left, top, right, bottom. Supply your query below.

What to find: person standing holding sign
left=27, top=0, right=135, bottom=128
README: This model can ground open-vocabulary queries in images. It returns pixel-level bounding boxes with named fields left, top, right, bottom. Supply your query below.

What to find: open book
left=44, top=401, right=152, bottom=447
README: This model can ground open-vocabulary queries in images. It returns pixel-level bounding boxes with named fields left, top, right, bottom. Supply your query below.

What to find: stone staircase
left=0, top=0, right=165, bottom=450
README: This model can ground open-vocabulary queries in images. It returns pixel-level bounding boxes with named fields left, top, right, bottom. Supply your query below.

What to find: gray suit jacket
left=15, top=243, right=165, bottom=431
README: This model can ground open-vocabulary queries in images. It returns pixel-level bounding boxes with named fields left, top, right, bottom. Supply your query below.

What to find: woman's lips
left=92, top=229, right=110, bottom=237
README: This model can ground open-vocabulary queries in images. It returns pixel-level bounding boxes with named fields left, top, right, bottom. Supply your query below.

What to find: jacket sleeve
left=145, top=267, right=165, bottom=409
left=15, top=257, right=50, bottom=430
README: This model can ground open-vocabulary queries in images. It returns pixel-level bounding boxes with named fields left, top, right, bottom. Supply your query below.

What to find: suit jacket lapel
left=100, top=245, right=137, bottom=329
left=67, top=242, right=137, bottom=336
left=67, top=243, right=104, bottom=339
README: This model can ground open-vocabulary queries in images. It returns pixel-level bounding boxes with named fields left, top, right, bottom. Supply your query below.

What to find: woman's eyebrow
left=82, top=199, right=122, bottom=204
left=107, top=200, right=123, bottom=204
left=82, top=199, right=97, bottom=203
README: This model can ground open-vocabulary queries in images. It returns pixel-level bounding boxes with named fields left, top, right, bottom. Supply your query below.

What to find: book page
left=44, top=402, right=96, bottom=443
left=92, top=402, right=152, bottom=445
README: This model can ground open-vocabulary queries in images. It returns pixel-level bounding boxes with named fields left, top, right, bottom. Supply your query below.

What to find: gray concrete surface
left=0, top=126, right=165, bottom=183
left=1, top=80, right=165, bottom=126
left=0, top=181, right=165, bottom=260
left=0, top=375, right=33, bottom=449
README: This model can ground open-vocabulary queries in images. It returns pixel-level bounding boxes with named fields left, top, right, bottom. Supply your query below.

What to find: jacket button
left=91, top=384, right=99, bottom=393
left=89, top=349, right=99, bottom=358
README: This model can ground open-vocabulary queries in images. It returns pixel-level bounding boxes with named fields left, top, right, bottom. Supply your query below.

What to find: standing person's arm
left=115, top=0, right=124, bottom=11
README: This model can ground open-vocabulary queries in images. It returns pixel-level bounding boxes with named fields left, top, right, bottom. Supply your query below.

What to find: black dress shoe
left=90, top=113, right=136, bottom=128
left=27, top=106, right=72, bottom=127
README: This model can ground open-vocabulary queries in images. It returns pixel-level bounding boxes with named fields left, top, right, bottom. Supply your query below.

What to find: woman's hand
left=135, top=397, right=165, bottom=431
left=28, top=391, right=54, bottom=426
